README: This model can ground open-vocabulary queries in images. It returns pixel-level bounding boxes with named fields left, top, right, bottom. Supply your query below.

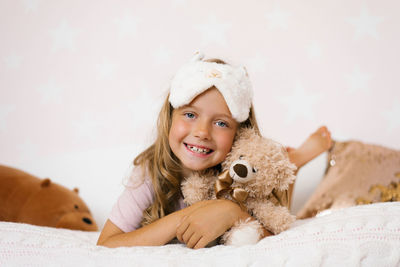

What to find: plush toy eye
left=74, top=205, right=79, bottom=210
left=239, top=155, right=244, bottom=160
left=252, top=167, right=257, bottom=173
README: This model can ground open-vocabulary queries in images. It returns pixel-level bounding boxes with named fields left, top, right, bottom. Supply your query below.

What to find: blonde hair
left=134, top=59, right=260, bottom=226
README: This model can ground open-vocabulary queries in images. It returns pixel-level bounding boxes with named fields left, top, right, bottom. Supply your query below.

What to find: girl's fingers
left=193, top=237, right=209, bottom=249
left=186, top=232, right=202, bottom=249
left=176, top=218, right=189, bottom=242
left=182, top=225, right=195, bottom=244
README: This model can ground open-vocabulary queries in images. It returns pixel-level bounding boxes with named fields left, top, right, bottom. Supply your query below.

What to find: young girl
left=97, top=52, right=332, bottom=249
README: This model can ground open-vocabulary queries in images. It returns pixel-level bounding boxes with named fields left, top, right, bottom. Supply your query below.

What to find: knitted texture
left=1, top=202, right=399, bottom=266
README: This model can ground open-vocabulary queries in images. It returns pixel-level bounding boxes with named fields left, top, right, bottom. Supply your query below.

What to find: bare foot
left=288, top=126, right=333, bottom=169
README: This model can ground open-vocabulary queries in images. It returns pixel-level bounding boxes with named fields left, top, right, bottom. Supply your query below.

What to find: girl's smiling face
left=169, top=87, right=238, bottom=176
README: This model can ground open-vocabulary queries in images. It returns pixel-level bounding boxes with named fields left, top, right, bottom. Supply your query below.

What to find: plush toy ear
left=277, top=171, right=296, bottom=191
left=241, top=66, right=249, bottom=77
left=41, top=178, right=51, bottom=187
left=191, top=51, right=204, bottom=62
left=73, top=188, right=79, bottom=194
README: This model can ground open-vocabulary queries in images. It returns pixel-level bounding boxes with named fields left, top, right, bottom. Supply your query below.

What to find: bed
left=1, top=202, right=399, bottom=266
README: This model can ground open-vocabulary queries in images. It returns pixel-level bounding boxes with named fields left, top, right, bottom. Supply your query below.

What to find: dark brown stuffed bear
left=0, top=165, right=98, bottom=231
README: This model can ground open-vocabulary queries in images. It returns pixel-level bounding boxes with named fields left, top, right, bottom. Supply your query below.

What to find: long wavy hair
left=134, top=59, right=260, bottom=226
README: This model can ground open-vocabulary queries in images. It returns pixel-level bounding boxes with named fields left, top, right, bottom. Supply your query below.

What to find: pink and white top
left=109, top=166, right=185, bottom=233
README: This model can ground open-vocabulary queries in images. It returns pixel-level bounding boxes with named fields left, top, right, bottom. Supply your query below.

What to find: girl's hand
left=176, top=199, right=249, bottom=249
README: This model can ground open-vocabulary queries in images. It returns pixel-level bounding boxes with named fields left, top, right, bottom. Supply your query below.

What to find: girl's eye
left=239, top=155, right=244, bottom=160
left=252, top=167, right=257, bottom=173
left=184, top=112, right=195, bottom=119
left=216, top=121, right=228, bottom=128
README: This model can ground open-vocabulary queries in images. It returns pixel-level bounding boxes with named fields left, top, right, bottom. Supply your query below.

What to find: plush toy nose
left=233, top=163, right=248, bottom=178
left=82, top=217, right=93, bottom=225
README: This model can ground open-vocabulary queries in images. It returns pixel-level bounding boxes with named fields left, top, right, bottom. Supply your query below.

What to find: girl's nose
left=193, top=120, right=211, bottom=140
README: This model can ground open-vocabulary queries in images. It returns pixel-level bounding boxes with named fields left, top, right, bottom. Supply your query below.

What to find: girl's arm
left=98, top=199, right=271, bottom=248
left=97, top=200, right=210, bottom=248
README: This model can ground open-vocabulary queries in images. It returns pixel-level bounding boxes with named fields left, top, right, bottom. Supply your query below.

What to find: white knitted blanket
left=1, top=202, right=399, bottom=267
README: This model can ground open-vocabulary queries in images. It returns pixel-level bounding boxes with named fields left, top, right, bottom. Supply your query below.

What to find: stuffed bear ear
left=190, top=51, right=204, bottom=62
left=73, top=188, right=79, bottom=194
left=41, top=178, right=51, bottom=187
left=277, top=170, right=296, bottom=191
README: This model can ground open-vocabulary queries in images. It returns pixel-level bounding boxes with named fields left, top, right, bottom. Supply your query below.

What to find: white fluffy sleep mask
left=169, top=51, right=253, bottom=122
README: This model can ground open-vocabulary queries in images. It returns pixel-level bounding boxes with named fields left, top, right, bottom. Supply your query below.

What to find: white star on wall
left=306, top=41, right=323, bottom=60
left=0, top=105, right=15, bottom=132
left=3, top=53, right=23, bottom=69
left=96, top=60, right=118, bottom=80
left=126, top=83, right=162, bottom=126
left=279, top=83, right=321, bottom=124
left=194, top=15, right=231, bottom=46
left=152, top=45, right=173, bottom=66
left=345, top=66, right=371, bottom=94
left=22, top=0, right=41, bottom=13
left=115, top=13, right=140, bottom=38
left=347, top=6, right=384, bottom=40
left=265, top=5, right=291, bottom=30
left=16, top=139, right=41, bottom=163
left=245, top=54, right=267, bottom=74
left=125, top=82, right=163, bottom=141
left=37, top=80, right=64, bottom=104
left=382, top=101, right=400, bottom=133
left=73, top=112, right=103, bottom=142
left=50, top=21, right=80, bottom=52
left=171, top=0, right=188, bottom=6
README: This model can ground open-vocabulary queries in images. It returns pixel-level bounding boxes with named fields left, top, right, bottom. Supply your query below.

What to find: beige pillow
left=297, top=141, right=400, bottom=219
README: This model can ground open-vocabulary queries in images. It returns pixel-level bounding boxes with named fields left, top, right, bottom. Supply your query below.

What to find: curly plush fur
left=181, top=127, right=297, bottom=245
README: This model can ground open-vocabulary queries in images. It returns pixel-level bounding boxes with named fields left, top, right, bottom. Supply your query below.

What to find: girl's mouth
left=184, top=143, right=213, bottom=155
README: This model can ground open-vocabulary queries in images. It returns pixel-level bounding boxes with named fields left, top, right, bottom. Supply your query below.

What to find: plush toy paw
left=222, top=218, right=264, bottom=246
left=266, top=207, right=296, bottom=234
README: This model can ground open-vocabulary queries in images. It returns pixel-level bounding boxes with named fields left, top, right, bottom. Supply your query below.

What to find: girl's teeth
left=188, top=145, right=210, bottom=154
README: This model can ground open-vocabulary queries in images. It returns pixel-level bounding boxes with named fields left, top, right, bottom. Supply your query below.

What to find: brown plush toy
left=0, top=165, right=98, bottom=231
left=182, top=127, right=297, bottom=245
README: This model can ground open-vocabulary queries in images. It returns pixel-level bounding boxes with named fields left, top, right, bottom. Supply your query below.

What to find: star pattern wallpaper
left=1, top=0, right=399, bottom=226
